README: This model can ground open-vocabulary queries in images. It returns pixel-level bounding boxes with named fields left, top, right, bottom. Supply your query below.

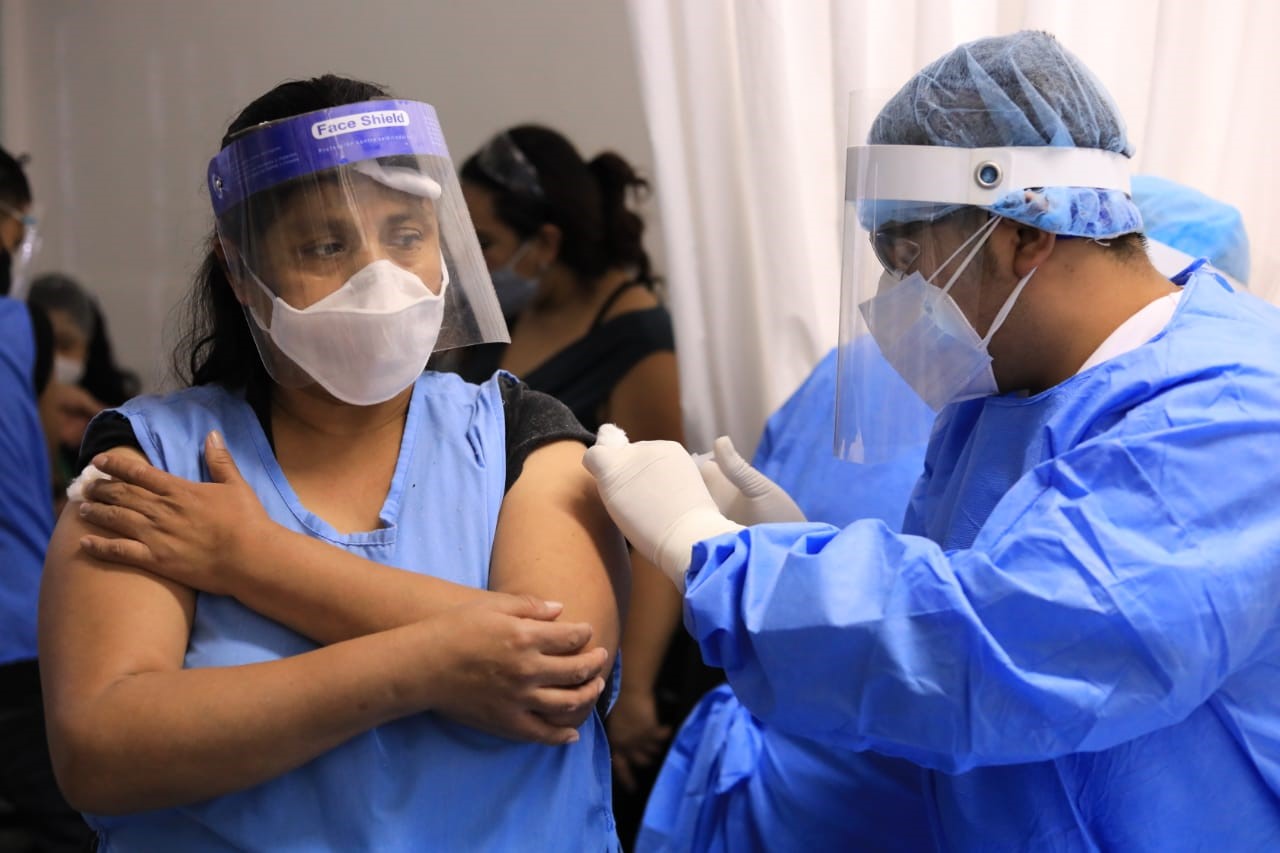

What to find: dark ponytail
left=461, top=125, right=659, bottom=291
left=175, top=74, right=391, bottom=388
left=587, top=152, right=655, bottom=287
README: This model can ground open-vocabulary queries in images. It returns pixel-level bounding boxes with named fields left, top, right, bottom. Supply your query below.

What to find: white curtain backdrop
left=626, top=0, right=1280, bottom=455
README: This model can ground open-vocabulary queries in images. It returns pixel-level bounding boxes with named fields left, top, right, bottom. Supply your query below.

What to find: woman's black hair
left=176, top=74, right=391, bottom=388
left=460, top=125, right=658, bottom=290
left=0, top=146, right=32, bottom=210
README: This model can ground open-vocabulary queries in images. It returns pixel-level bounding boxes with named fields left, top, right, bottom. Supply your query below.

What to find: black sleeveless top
left=454, top=282, right=675, bottom=432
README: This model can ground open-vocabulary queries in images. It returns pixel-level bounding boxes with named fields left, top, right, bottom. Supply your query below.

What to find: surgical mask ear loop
left=503, top=241, right=534, bottom=271
left=932, top=215, right=1002, bottom=295
left=981, top=266, right=1037, bottom=346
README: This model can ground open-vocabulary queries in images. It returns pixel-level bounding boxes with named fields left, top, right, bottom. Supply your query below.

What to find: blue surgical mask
left=490, top=242, right=539, bottom=323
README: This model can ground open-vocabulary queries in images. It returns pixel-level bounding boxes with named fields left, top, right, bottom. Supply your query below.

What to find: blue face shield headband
left=207, top=100, right=451, bottom=218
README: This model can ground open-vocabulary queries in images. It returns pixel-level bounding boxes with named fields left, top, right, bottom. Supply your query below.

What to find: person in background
left=636, top=175, right=1256, bottom=852
left=29, top=272, right=140, bottom=407
left=28, top=273, right=140, bottom=506
left=456, top=126, right=703, bottom=846
left=586, top=30, right=1280, bottom=850
left=40, top=75, right=626, bottom=851
left=0, top=147, right=94, bottom=853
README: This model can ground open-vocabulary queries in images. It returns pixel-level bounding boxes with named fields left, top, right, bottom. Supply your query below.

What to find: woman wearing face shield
left=39, top=75, right=627, bottom=851
left=584, top=31, right=1280, bottom=851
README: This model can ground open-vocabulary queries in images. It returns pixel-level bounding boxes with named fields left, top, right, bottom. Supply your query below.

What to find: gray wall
left=3, top=0, right=656, bottom=389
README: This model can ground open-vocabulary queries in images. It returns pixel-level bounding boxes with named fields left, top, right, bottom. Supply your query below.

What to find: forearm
left=232, top=527, right=497, bottom=644
left=618, top=551, right=683, bottom=694
left=51, top=623, right=433, bottom=814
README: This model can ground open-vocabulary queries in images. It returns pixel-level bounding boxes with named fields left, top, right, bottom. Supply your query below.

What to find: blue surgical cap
left=868, top=30, right=1142, bottom=238
left=1131, top=174, right=1251, bottom=283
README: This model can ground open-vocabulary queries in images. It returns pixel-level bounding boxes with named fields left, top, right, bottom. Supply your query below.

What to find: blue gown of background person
left=0, top=297, right=51, bottom=668
left=674, top=267, right=1280, bottom=851
left=1130, top=174, right=1250, bottom=284
left=637, top=177, right=1258, bottom=852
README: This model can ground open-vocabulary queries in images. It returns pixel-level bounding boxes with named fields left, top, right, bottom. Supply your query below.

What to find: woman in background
left=28, top=273, right=139, bottom=504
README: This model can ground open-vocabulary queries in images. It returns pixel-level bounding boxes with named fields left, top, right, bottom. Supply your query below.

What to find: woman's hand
left=606, top=687, right=672, bottom=790
left=75, top=431, right=273, bottom=597
left=414, top=594, right=611, bottom=744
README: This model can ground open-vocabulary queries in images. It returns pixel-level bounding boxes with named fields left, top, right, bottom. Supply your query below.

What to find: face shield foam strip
left=846, top=145, right=1132, bottom=207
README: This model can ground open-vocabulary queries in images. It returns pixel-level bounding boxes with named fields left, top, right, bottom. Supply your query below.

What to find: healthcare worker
left=636, top=175, right=1257, bottom=852
left=586, top=30, right=1280, bottom=850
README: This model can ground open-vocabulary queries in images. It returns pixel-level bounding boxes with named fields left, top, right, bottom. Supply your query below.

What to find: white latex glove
left=584, top=425, right=743, bottom=589
left=697, top=436, right=806, bottom=525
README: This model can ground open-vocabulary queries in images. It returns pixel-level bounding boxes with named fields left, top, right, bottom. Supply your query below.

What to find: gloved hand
left=583, top=425, right=742, bottom=589
left=697, top=435, right=807, bottom=525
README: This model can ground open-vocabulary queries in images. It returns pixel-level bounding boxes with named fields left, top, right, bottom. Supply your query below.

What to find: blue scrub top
left=0, top=297, right=52, bottom=666
left=88, top=373, right=618, bottom=852
left=680, top=269, right=1280, bottom=850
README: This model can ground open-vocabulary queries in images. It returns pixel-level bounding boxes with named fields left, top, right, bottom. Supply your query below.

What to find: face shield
left=207, top=100, right=507, bottom=405
left=835, top=92, right=1134, bottom=462
left=473, top=132, right=546, bottom=201
left=0, top=202, right=41, bottom=301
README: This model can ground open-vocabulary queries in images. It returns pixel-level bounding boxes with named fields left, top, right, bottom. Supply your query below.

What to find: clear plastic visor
left=835, top=90, right=1000, bottom=463
left=836, top=183, right=1002, bottom=463
left=1, top=201, right=42, bottom=301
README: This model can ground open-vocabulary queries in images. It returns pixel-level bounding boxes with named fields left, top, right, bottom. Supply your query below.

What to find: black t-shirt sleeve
left=76, top=411, right=143, bottom=474
left=26, top=303, right=53, bottom=396
left=499, top=374, right=595, bottom=492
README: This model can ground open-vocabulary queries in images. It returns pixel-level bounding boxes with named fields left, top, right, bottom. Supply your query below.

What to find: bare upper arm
left=488, top=441, right=628, bottom=661
left=40, top=447, right=196, bottom=733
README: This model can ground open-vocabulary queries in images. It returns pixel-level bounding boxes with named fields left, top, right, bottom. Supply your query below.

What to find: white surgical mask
left=860, top=216, right=1035, bottom=411
left=247, top=258, right=448, bottom=406
left=54, top=355, right=86, bottom=386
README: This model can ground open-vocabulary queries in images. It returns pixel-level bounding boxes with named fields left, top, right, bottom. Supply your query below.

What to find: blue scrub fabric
left=0, top=297, right=52, bottom=665
left=86, top=372, right=618, bottom=852
left=754, top=346, right=928, bottom=529
left=1131, top=174, right=1251, bottom=284
left=679, top=268, right=1280, bottom=851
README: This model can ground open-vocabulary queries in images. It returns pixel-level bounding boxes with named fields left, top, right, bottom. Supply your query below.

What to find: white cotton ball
left=594, top=423, right=630, bottom=447
left=66, top=464, right=113, bottom=502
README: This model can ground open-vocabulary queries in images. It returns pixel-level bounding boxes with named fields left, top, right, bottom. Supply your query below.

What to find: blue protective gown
left=679, top=269, right=1280, bottom=851
left=86, top=372, right=618, bottom=852
left=753, top=346, right=930, bottom=528
left=0, top=297, right=52, bottom=666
